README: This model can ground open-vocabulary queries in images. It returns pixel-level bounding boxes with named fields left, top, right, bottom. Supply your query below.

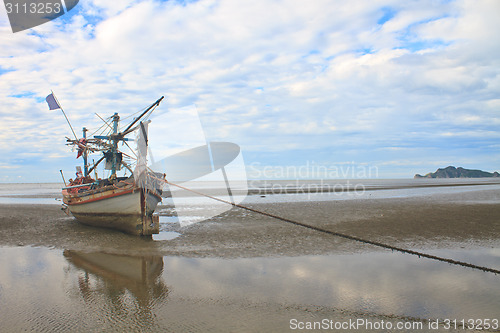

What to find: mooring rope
left=161, top=179, right=500, bottom=275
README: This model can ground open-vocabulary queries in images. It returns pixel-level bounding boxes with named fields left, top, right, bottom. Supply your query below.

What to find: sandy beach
left=1, top=187, right=499, bottom=257
left=1, top=181, right=499, bottom=332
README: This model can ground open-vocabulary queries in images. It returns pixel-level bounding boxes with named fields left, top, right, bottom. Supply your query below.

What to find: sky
left=0, top=0, right=499, bottom=182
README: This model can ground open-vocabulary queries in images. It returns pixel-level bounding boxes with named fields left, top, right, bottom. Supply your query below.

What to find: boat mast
left=91, top=97, right=164, bottom=181
left=111, top=113, right=119, bottom=177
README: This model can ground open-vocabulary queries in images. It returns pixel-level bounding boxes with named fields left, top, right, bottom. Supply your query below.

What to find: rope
left=160, top=178, right=500, bottom=275
left=119, top=105, right=149, bottom=122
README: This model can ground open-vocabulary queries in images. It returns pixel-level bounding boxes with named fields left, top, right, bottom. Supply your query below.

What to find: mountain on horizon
left=414, top=166, right=500, bottom=179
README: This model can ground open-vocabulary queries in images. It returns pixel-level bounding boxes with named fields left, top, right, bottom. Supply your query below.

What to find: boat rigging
left=48, top=93, right=165, bottom=236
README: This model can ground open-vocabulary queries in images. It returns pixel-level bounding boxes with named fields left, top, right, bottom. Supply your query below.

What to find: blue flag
left=46, top=93, right=61, bottom=110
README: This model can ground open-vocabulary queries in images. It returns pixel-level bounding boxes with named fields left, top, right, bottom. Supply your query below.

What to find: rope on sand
left=162, top=179, right=500, bottom=275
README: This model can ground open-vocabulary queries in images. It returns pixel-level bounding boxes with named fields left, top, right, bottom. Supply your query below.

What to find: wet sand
left=1, top=189, right=499, bottom=257
left=1, top=185, right=500, bottom=332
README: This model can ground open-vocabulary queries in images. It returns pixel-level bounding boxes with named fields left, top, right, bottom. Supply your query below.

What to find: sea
left=0, top=179, right=499, bottom=332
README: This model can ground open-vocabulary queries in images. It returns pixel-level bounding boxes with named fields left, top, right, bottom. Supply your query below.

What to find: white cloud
left=0, top=0, right=499, bottom=181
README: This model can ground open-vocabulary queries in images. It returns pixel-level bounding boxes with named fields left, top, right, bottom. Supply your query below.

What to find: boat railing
left=62, top=183, right=96, bottom=190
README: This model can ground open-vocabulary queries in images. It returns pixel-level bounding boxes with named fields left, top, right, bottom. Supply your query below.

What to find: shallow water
left=0, top=246, right=499, bottom=332
left=1, top=178, right=500, bottom=206
left=0, top=197, right=62, bottom=205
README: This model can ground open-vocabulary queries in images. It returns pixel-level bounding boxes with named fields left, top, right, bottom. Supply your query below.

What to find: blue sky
left=0, top=0, right=499, bottom=182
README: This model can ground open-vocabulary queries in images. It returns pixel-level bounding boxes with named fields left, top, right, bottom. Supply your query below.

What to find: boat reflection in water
left=63, top=250, right=168, bottom=323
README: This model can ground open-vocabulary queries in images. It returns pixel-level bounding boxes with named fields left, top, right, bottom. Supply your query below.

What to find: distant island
left=414, top=166, right=500, bottom=179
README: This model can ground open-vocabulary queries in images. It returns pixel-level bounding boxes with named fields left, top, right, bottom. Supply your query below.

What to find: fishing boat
left=53, top=95, right=165, bottom=236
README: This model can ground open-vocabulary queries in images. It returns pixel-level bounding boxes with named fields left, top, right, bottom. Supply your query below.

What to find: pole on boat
left=122, top=96, right=164, bottom=134
left=87, top=156, right=105, bottom=175
left=82, top=127, right=88, bottom=177
left=93, top=159, right=98, bottom=179
left=46, top=91, right=79, bottom=141
left=59, top=170, right=67, bottom=186
left=111, top=113, right=119, bottom=177
left=53, top=92, right=78, bottom=141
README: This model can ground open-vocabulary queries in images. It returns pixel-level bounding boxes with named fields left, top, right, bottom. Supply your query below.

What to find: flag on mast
left=45, top=91, right=79, bottom=141
left=46, top=93, right=61, bottom=110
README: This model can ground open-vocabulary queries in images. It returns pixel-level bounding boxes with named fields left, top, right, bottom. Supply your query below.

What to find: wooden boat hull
left=63, top=186, right=161, bottom=236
